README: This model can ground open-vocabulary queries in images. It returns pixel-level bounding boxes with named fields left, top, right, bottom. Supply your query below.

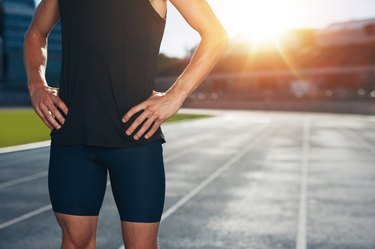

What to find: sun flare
left=222, top=0, right=294, bottom=44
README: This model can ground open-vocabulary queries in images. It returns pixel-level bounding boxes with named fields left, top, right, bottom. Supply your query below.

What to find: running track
left=0, top=108, right=374, bottom=249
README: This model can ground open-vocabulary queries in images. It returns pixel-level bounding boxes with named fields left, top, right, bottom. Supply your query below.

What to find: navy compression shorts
left=48, top=140, right=165, bottom=223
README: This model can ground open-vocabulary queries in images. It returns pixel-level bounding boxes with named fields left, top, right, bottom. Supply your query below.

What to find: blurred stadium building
left=316, top=18, right=375, bottom=46
left=0, top=0, right=61, bottom=104
left=154, top=17, right=375, bottom=113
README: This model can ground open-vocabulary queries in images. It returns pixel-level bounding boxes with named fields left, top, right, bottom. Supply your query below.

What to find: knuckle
left=38, top=102, right=44, bottom=109
left=41, top=100, right=49, bottom=108
left=132, top=121, right=140, bottom=128
left=50, top=106, right=58, bottom=113
left=45, top=98, right=54, bottom=105
left=148, top=106, right=156, bottom=113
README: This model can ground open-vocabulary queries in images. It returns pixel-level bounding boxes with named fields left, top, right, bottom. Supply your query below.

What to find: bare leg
left=121, top=221, right=161, bottom=249
left=54, top=212, right=99, bottom=249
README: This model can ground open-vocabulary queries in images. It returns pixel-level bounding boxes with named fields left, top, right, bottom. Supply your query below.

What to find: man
left=23, top=0, right=227, bottom=248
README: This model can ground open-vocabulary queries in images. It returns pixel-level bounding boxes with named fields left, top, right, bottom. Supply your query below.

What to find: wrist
left=166, top=87, right=189, bottom=103
left=28, top=81, right=48, bottom=95
left=166, top=80, right=190, bottom=101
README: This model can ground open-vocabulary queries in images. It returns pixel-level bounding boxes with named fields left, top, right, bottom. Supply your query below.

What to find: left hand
left=121, top=90, right=185, bottom=140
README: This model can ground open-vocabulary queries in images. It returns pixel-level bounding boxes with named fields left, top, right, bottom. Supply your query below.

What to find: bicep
left=169, top=0, right=226, bottom=36
left=27, top=0, right=60, bottom=38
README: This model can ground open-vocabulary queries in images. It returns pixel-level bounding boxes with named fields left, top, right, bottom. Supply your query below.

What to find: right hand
left=29, top=84, right=69, bottom=130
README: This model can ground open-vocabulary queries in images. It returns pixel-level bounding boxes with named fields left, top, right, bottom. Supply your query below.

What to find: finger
left=125, top=109, right=153, bottom=136
left=40, top=102, right=62, bottom=129
left=122, top=102, right=149, bottom=123
left=51, top=95, right=69, bottom=115
left=144, top=119, right=163, bottom=139
left=133, top=115, right=157, bottom=140
left=35, top=106, right=54, bottom=129
left=46, top=99, right=66, bottom=126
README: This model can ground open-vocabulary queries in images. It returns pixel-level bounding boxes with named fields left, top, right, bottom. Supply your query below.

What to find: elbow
left=202, top=27, right=229, bottom=52
left=219, top=29, right=229, bottom=50
left=23, top=27, right=35, bottom=43
left=23, top=29, right=34, bottom=48
left=23, top=28, right=47, bottom=47
left=213, top=29, right=229, bottom=54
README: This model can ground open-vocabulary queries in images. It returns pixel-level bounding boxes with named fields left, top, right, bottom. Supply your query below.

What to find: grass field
left=0, top=109, right=213, bottom=148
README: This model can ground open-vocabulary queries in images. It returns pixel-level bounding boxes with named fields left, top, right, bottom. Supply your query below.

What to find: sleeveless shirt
left=50, top=0, right=167, bottom=148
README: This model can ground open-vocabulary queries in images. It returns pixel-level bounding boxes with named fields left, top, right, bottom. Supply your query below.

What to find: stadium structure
left=0, top=0, right=61, bottom=91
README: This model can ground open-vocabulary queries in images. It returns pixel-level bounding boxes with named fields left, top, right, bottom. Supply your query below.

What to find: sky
left=35, top=0, right=375, bottom=58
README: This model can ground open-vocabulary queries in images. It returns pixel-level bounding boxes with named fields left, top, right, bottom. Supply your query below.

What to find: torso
left=50, top=0, right=167, bottom=148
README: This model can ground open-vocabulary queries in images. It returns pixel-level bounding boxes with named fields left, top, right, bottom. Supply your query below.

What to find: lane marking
left=0, top=204, right=52, bottom=230
left=340, top=127, right=375, bottom=154
left=117, top=121, right=281, bottom=249
left=0, top=179, right=112, bottom=230
left=0, top=140, right=51, bottom=154
left=0, top=171, right=48, bottom=190
left=296, top=116, right=310, bottom=249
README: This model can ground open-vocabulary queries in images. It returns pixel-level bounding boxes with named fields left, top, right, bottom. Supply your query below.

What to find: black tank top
left=50, top=0, right=167, bottom=147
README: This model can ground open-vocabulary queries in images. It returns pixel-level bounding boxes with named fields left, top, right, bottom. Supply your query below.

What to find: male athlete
left=23, top=0, right=227, bottom=248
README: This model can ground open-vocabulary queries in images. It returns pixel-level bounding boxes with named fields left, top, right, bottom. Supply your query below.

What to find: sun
left=221, top=0, right=294, bottom=44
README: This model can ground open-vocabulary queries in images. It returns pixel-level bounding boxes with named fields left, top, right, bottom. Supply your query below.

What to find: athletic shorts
left=48, top=140, right=165, bottom=223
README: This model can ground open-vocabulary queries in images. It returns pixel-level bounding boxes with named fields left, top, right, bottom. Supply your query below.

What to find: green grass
left=0, top=109, right=214, bottom=148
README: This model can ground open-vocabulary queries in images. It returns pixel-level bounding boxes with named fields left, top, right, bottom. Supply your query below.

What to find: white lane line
left=0, top=204, right=52, bottom=230
left=0, top=140, right=52, bottom=154
left=0, top=171, right=48, bottom=190
left=118, top=121, right=281, bottom=249
left=340, top=127, right=375, bottom=153
left=0, top=179, right=112, bottom=230
left=296, top=116, right=310, bottom=249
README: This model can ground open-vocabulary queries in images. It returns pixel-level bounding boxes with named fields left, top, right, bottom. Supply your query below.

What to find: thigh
left=48, top=141, right=108, bottom=216
left=104, top=140, right=165, bottom=222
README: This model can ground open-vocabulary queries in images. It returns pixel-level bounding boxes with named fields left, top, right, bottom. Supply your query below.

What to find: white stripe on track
left=295, top=116, right=310, bottom=249
left=0, top=179, right=111, bottom=230
left=340, top=127, right=375, bottom=153
left=0, top=140, right=51, bottom=154
left=0, top=170, right=48, bottom=190
left=0, top=204, right=52, bottom=230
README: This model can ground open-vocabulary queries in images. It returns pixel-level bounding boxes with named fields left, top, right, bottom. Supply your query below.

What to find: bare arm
left=122, top=0, right=228, bottom=140
left=165, top=0, right=228, bottom=100
left=23, top=0, right=68, bottom=130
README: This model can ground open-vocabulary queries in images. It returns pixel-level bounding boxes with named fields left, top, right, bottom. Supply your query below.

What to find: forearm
left=23, top=30, right=49, bottom=94
left=165, top=30, right=228, bottom=102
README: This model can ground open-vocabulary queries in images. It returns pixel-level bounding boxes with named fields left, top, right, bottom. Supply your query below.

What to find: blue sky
left=35, top=0, right=375, bottom=58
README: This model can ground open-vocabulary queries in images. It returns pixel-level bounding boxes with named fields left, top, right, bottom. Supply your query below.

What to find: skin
left=24, top=0, right=227, bottom=248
